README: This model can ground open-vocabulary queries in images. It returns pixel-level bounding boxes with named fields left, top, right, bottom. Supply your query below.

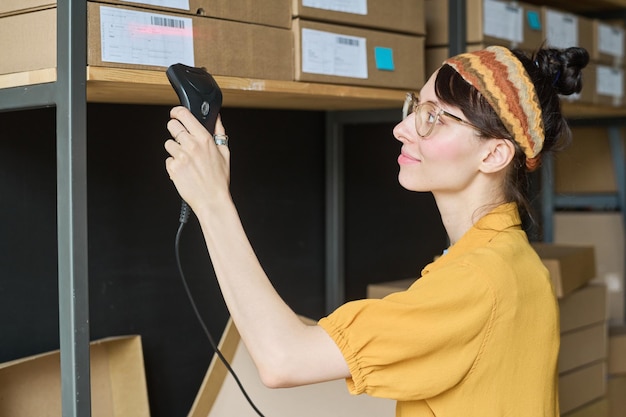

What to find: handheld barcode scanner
left=166, top=63, right=223, bottom=135
left=166, top=63, right=223, bottom=223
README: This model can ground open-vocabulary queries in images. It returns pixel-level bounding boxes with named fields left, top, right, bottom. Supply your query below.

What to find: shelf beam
left=56, top=0, right=91, bottom=416
left=86, top=67, right=408, bottom=110
left=0, top=82, right=56, bottom=112
left=523, top=0, right=626, bottom=12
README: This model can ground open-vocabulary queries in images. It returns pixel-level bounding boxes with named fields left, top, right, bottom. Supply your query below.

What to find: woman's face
left=393, top=71, right=489, bottom=195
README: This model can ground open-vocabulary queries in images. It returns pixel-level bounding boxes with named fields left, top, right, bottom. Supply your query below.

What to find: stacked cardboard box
left=607, top=327, right=626, bottom=417
left=570, top=319, right=626, bottom=416
left=0, top=335, right=150, bottom=417
left=291, top=0, right=426, bottom=89
left=1, top=0, right=428, bottom=90
left=423, top=0, right=543, bottom=78
left=423, top=0, right=625, bottom=107
left=553, top=212, right=625, bottom=417
left=559, top=284, right=609, bottom=415
left=554, top=212, right=625, bottom=329
left=0, top=0, right=290, bottom=26
left=0, top=0, right=294, bottom=81
left=539, top=6, right=625, bottom=107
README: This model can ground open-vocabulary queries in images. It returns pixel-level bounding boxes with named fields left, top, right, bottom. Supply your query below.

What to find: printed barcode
left=150, top=16, right=185, bottom=29
left=337, top=37, right=359, bottom=46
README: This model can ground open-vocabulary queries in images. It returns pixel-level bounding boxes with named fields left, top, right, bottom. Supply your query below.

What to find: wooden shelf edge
left=562, top=101, right=626, bottom=119
left=0, top=67, right=408, bottom=111
left=0, top=68, right=56, bottom=89
left=85, top=66, right=408, bottom=110
left=3, top=67, right=626, bottom=117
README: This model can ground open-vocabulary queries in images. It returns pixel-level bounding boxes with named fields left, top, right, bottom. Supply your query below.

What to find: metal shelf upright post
left=0, top=0, right=91, bottom=415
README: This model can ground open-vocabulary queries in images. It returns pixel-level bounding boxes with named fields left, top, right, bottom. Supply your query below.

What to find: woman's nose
left=393, top=114, right=416, bottom=143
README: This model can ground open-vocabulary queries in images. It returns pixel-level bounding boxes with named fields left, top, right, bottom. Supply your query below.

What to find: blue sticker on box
left=527, top=11, right=541, bottom=30
left=375, top=47, right=395, bottom=71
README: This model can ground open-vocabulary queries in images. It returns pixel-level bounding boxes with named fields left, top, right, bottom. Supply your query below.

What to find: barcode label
left=337, top=36, right=359, bottom=47
left=301, top=28, right=367, bottom=79
left=100, top=6, right=194, bottom=67
left=150, top=16, right=185, bottom=29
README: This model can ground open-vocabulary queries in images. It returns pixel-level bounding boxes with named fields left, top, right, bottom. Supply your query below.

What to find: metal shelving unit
left=2, top=0, right=625, bottom=415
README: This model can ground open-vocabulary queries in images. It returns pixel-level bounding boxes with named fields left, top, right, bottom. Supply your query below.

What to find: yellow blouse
left=319, top=203, right=560, bottom=416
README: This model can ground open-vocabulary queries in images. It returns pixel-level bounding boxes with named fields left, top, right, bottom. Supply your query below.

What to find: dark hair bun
left=533, top=47, right=589, bottom=96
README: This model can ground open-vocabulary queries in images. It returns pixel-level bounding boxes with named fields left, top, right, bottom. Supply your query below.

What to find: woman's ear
left=480, top=139, right=515, bottom=174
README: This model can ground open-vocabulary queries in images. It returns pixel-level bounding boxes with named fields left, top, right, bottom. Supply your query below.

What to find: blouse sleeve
left=318, top=262, right=496, bottom=401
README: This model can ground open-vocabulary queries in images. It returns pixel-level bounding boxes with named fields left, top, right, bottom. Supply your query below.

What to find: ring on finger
left=213, top=134, right=229, bottom=146
left=174, top=130, right=185, bottom=142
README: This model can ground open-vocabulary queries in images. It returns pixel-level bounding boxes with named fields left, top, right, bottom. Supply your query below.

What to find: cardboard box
left=609, top=326, right=626, bottom=375
left=592, top=20, right=625, bottom=67
left=555, top=127, right=619, bottom=194
left=561, top=397, right=609, bottom=417
left=554, top=213, right=624, bottom=326
left=0, top=0, right=292, bottom=28
left=592, top=63, right=625, bottom=107
left=542, top=8, right=594, bottom=55
left=544, top=9, right=626, bottom=67
left=559, top=361, right=607, bottom=414
left=559, top=322, right=608, bottom=374
left=559, top=284, right=608, bottom=333
left=189, top=318, right=396, bottom=417
left=531, top=243, right=597, bottom=298
left=425, top=0, right=543, bottom=51
left=292, top=0, right=425, bottom=35
left=293, top=18, right=424, bottom=89
left=563, top=398, right=610, bottom=417
left=0, top=8, right=56, bottom=75
left=608, top=376, right=626, bottom=417
left=0, top=336, right=150, bottom=417
left=0, top=0, right=53, bottom=17
left=0, top=4, right=293, bottom=81
left=565, top=62, right=626, bottom=107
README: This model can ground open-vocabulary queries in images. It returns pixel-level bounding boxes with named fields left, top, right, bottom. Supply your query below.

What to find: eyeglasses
left=402, top=92, right=484, bottom=138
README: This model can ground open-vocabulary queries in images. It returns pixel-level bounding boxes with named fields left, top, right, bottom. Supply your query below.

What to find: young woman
left=165, top=45, right=589, bottom=416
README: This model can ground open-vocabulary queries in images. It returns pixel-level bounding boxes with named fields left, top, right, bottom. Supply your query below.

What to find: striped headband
left=443, top=46, right=544, bottom=160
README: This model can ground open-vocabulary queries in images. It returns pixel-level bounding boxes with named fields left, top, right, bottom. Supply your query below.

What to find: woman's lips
left=398, top=152, right=420, bottom=165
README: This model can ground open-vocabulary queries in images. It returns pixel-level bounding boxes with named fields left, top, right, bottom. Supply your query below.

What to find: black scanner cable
left=175, top=202, right=266, bottom=417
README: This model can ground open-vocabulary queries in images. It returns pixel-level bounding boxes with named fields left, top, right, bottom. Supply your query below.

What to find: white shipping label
left=545, top=10, right=578, bottom=49
left=121, top=0, right=190, bottom=10
left=301, top=28, right=368, bottom=79
left=597, top=66, right=624, bottom=98
left=100, top=6, right=194, bottom=67
left=303, top=0, right=367, bottom=15
left=599, top=24, right=625, bottom=58
left=483, top=0, right=523, bottom=43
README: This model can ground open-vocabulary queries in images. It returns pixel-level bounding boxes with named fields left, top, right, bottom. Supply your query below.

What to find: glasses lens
left=415, top=102, right=438, bottom=137
left=403, top=93, right=417, bottom=120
